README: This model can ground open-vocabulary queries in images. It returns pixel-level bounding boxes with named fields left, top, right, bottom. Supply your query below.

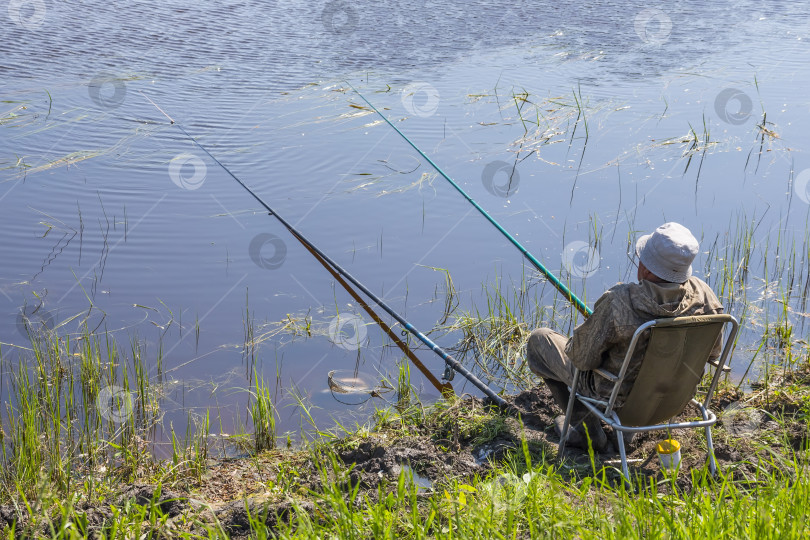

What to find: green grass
left=300, top=461, right=808, bottom=539
left=3, top=456, right=805, bottom=538
left=249, top=370, right=277, bottom=453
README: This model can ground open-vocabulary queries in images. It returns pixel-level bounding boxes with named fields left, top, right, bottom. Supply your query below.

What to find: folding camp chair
left=559, top=314, right=739, bottom=482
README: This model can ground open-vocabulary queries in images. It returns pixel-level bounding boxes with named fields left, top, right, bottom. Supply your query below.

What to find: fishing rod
left=140, top=92, right=505, bottom=407
left=346, top=82, right=593, bottom=318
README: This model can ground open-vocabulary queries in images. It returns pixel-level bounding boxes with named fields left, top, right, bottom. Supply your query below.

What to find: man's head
left=635, top=222, right=699, bottom=284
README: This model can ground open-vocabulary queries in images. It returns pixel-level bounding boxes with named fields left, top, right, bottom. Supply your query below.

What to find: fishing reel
left=442, top=363, right=455, bottom=382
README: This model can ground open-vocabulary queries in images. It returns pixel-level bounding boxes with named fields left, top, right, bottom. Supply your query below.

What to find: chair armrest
left=708, top=358, right=731, bottom=373
left=593, top=368, right=619, bottom=382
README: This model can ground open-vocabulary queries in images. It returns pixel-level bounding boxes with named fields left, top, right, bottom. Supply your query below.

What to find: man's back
left=566, top=276, right=723, bottom=406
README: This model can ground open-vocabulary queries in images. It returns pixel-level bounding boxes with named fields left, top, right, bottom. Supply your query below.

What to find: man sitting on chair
left=527, top=222, right=723, bottom=451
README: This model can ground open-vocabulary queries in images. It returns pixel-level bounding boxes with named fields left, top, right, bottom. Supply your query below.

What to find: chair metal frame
left=559, top=314, right=739, bottom=482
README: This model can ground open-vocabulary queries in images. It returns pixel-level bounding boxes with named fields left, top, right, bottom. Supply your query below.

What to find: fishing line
left=296, top=223, right=453, bottom=396
left=346, top=82, right=592, bottom=317
left=141, top=91, right=505, bottom=407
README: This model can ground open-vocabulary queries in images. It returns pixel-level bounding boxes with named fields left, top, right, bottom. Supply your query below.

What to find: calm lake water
left=2, top=0, right=809, bottom=445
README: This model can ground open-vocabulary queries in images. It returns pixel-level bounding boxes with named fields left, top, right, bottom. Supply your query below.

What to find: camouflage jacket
left=565, top=277, right=724, bottom=407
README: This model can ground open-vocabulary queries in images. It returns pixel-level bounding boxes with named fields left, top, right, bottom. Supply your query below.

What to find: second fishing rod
left=347, top=82, right=593, bottom=318
left=141, top=92, right=505, bottom=407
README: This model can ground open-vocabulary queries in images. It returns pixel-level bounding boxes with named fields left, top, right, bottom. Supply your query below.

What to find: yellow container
left=656, top=439, right=681, bottom=471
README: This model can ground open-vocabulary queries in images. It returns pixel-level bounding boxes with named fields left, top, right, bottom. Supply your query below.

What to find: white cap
left=635, top=222, right=698, bottom=283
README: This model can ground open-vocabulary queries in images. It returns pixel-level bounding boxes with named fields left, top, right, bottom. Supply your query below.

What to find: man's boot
left=543, top=378, right=608, bottom=452
left=579, top=413, right=608, bottom=452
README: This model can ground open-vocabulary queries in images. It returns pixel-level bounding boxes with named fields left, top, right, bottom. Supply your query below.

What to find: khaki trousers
left=526, top=327, right=577, bottom=387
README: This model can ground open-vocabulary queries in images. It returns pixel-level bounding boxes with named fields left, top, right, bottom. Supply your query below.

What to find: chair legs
left=558, top=377, right=720, bottom=485
left=705, top=426, right=717, bottom=475
left=697, top=404, right=717, bottom=475
left=615, top=427, right=630, bottom=483
left=558, top=370, right=581, bottom=455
